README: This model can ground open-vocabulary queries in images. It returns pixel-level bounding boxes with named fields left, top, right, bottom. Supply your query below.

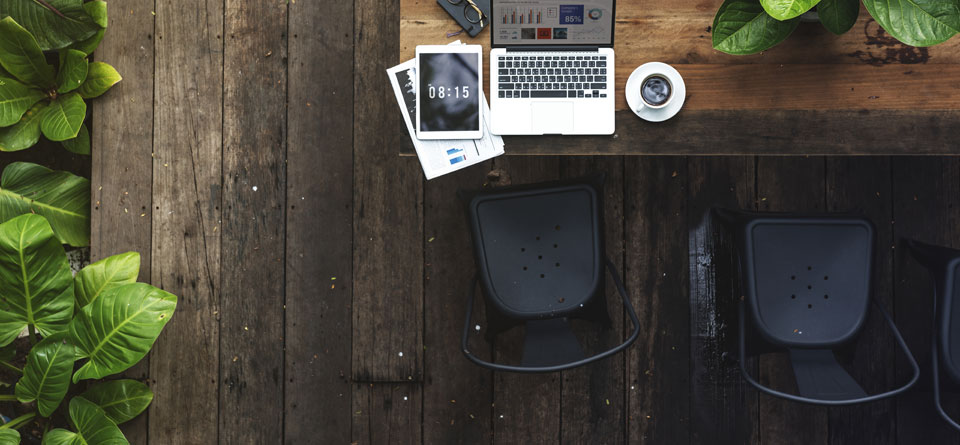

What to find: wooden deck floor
left=73, top=0, right=960, bottom=443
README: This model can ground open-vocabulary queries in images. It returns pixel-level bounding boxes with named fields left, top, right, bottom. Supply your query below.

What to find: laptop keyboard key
left=531, top=91, right=566, bottom=98
left=591, top=83, right=606, bottom=90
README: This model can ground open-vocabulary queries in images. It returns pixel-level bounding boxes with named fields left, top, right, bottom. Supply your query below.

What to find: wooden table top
left=400, top=0, right=960, bottom=155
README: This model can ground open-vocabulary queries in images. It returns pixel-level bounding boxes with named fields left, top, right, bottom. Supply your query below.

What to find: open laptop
left=489, top=0, right=616, bottom=135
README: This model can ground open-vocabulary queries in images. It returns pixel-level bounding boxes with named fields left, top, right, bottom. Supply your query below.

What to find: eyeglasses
left=446, top=0, right=485, bottom=26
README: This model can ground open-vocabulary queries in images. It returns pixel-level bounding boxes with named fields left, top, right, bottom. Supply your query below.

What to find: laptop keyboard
left=495, top=54, right=609, bottom=99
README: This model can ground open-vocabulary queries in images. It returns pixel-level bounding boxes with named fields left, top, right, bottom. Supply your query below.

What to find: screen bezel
left=490, top=0, right=616, bottom=48
left=415, top=45, right=484, bottom=140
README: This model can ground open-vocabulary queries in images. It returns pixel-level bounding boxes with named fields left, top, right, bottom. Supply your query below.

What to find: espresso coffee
left=641, top=75, right=672, bottom=107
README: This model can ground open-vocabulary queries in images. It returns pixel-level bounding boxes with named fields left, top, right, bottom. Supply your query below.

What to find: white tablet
left=415, top=45, right=483, bottom=140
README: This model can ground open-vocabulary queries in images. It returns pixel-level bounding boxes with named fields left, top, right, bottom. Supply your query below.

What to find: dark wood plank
left=352, top=0, right=424, bottom=382
left=687, top=156, right=758, bottom=445
left=89, top=3, right=155, bottom=443
left=824, top=158, right=896, bottom=445
left=892, top=157, right=960, bottom=444
left=352, top=383, right=423, bottom=445
left=148, top=1, right=223, bottom=443
left=559, top=156, right=627, bottom=444
left=755, top=157, right=829, bottom=445
left=423, top=162, right=494, bottom=445
left=218, top=1, right=287, bottom=443
left=625, top=157, right=690, bottom=444
left=283, top=0, right=354, bottom=443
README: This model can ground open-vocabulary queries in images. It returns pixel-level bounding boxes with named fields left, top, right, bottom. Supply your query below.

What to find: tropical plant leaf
left=42, top=397, right=129, bottom=445
left=70, top=283, right=176, bottom=383
left=61, top=122, right=89, bottom=155
left=0, top=214, right=73, bottom=346
left=77, top=62, right=120, bottom=99
left=0, top=429, right=18, bottom=444
left=862, top=0, right=960, bottom=46
left=80, top=379, right=153, bottom=425
left=69, top=1, right=107, bottom=55
left=713, top=0, right=801, bottom=55
left=70, top=28, right=104, bottom=56
left=0, top=75, right=44, bottom=127
left=0, top=0, right=99, bottom=51
left=15, top=333, right=75, bottom=417
left=760, top=0, right=821, bottom=20
left=0, top=162, right=90, bottom=246
left=56, top=50, right=88, bottom=94
left=0, top=17, right=56, bottom=88
left=74, top=252, right=140, bottom=308
left=41, top=92, right=85, bottom=141
left=819, top=0, right=861, bottom=34
left=0, top=102, right=46, bottom=152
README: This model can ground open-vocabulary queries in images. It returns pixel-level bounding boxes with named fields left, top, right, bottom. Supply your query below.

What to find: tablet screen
left=418, top=52, right=480, bottom=133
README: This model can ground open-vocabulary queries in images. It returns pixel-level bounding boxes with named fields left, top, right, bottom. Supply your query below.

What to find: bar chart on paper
left=502, top=6, right=543, bottom=24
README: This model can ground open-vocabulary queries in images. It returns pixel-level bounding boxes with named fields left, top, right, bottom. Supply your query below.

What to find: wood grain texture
left=148, top=1, right=223, bottom=443
left=283, top=0, right=354, bottom=443
left=219, top=1, right=287, bottom=443
left=352, top=0, right=425, bottom=382
left=625, top=156, right=690, bottom=444
left=352, top=383, right=423, bottom=445
left=687, top=156, right=758, bottom=445
left=89, top=3, right=155, bottom=443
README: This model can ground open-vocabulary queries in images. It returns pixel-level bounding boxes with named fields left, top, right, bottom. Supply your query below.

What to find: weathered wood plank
left=89, top=3, right=155, bottom=443
left=218, top=1, right=287, bottom=443
left=148, top=1, right=223, bottom=443
left=352, top=0, right=425, bottom=382
left=423, top=162, right=494, bottom=445
left=687, top=156, right=758, bottom=445
left=754, top=157, right=829, bottom=445
left=352, top=383, right=423, bottom=445
left=283, top=0, right=354, bottom=443
left=625, top=156, right=691, bottom=444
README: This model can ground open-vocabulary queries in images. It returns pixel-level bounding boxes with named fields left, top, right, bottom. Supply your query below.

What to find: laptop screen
left=491, top=0, right=615, bottom=47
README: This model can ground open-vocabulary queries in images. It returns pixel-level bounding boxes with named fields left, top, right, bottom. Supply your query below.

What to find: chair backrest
left=462, top=177, right=604, bottom=320
left=908, top=240, right=960, bottom=382
left=727, top=211, right=874, bottom=348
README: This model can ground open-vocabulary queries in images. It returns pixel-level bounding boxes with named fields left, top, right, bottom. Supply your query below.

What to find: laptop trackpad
left=531, top=102, right=573, bottom=134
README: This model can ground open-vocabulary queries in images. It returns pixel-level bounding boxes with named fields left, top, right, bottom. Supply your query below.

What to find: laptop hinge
left=505, top=46, right=600, bottom=52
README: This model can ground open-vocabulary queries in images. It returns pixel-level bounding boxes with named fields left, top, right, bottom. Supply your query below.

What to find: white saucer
left=624, top=62, right=686, bottom=122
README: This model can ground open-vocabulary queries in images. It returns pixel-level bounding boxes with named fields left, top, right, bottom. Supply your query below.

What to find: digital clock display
left=419, top=53, right=480, bottom=133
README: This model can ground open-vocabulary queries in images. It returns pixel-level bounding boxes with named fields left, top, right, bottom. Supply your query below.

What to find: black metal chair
left=717, top=209, right=919, bottom=404
left=907, top=239, right=960, bottom=430
left=459, top=175, right=640, bottom=372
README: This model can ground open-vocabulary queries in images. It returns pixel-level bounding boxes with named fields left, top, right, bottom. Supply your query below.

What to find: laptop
left=489, top=0, right=616, bottom=135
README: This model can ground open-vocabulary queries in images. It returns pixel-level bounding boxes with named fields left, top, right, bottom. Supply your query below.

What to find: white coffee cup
left=625, top=62, right=686, bottom=122
left=637, top=74, right=673, bottom=110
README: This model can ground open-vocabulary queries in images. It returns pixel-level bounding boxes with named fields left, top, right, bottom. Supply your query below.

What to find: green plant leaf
left=0, top=214, right=73, bottom=346
left=77, top=62, right=120, bottom=99
left=74, top=252, right=140, bottom=308
left=0, top=429, right=19, bottom=444
left=15, top=333, right=75, bottom=417
left=863, top=0, right=960, bottom=46
left=0, top=17, right=56, bottom=88
left=61, top=122, right=88, bottom=155
left=0, top=162, right=90, bottom=246
left=69, top=1, right=107, bottom=55
left=0, top=75, right=44, bottom=127
left=69, top=28, right=104, bottom=56
left=713, top=0, right=802, bottom=55
left=819, top=0, right=861, bottom=34
left=41, top=92, right=85, bottom=141
left=0, top=0, right=99, bottom=51
left=42, top=397, right=129, bottom=445
left=70, top=283, right=176, bottom=383
left=80, top=379, right=153, bottom=425
left=760, top=0, right=821, bottom=20
left=0, top=102, right=46, bottom=152
left=56, top=50, right=88, bottom=94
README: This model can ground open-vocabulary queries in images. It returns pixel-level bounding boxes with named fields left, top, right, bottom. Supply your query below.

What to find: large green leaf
left=0, top=17, right=55, bottom=88
left=0, top=102, right=46, bottom=152
left=42, top=397, right=129, bottom=445
left=69, top=1, right=107, bottom=55
left=819, top=0, right=861, bottom=34
left=0, top=214, right=73, bottom=346
left=61, top=122, right=88, bottom=155
left=40, top=92, right=85, bottom=141
left=760, top=0, right=821, bottom=20
left=56, top=50, right=88, bottom=94
left=80, top=379, right=153, bottom=425
left=0, top=162, right=90, bottom=246
left=77, top=62, right=120, bottom=99
left=74, top=252, right=140, bottom=308
left=0, top=0, right=99, bottom=51
left=15, top=333, right=75, bottom=416
left=0, top=430, right=19, bottom=444
left=70, top=283, right=177, bottom=383
left=713, top=0, right=801, bottom=55
left=863, top=0, right=960, bottom=46
left=0, top=76, right=44, bottom=127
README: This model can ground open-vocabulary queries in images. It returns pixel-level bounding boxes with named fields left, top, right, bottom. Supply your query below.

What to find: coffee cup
left=624, top=62, right=685, bottom=122
left=637, top=74, right=673, bottom=110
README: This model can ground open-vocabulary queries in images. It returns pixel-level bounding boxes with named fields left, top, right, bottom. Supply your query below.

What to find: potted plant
left=712, top=0, right=960, bottom=55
